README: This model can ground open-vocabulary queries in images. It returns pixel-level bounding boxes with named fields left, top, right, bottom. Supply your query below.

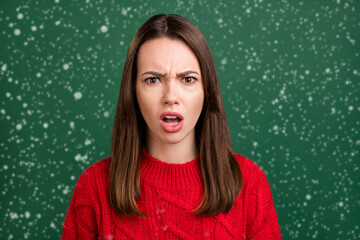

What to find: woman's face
left=136, top=37, right=204, bottom=147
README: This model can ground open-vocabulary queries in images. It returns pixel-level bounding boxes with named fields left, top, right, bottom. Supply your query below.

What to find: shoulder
left=74, top=157, right=111, bottom=198
left=63, top=158, right=111, bottom=237
left=233, top=153, right=281, bottom=238
left=233, top=153, right=265, bottom=178
left=78, top=157, right=110, bottom=180
left=233, top=153, right=269, bottom=191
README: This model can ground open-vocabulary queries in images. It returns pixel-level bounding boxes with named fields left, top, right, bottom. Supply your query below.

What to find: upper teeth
left=164, top=115, right=178, bottom=119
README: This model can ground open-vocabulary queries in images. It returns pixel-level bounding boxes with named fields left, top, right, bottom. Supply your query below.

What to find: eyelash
left=144, top=77, right=197, bottom=84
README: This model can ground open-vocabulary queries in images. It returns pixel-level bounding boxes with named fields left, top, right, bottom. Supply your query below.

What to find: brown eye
left=145, top=77, right=160, bottom=84
left=182, top=77, right=196, bottom=84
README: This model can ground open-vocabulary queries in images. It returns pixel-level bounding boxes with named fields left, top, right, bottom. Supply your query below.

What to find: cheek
left=196, top=88, right=205, bottom=108
left=136, top=88, right=147, bottom=115
left=137, top=95, right=148, bottom=115
left=188, top=91, right=205, bottom=120
left=136, top=90, right=156, bottom=121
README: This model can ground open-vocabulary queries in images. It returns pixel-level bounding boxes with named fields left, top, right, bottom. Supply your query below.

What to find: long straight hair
left=110, top=14, right=242, bottom=218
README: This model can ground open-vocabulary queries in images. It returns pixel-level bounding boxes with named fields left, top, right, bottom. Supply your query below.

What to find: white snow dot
left=84, top=139, right=92, bottom=145
left=74, top=92, right=82, bottom=100
left=221, top=58, right=227, bottom=65
left=75, top=154, right=88, bottom=162
left=104, top=111, right=109, bottom=117
left=246, top=65, right=252, bottom=70
left=348, top=106, right=353, bottom=111
left=100, top=25, right=108, bottom=33
left=63, top=63, right=69, bottom=70
left=339, top=201, right=344, bottom=207
left=25, top=211, right=30, bottom=218
left=31, top=26, right=37, bottom=31
left=69, top=121, right=75, bottom=129
left=16, top=123, right=22, bottom=130
left=50, top=222, right=56, bottom=229
left=1, top=64, right=7, bottom=72
left=43, top=122, right=49, bottom=128
left=17, top=13, right=24, bottom=20
left=63, top=186, right=70, bottom=195
left=308, top=96, right=313, bottom=102
left=306, top=194, right=311, bottom=200
left=14, top=29, right=21, bottom=36
left=3, top=165, right=8, bottom=170
left=36, top=72, right=41, bottom=78
left=10, top=212, right=19, bottom=219
left=121, top=8, right=128, bottom=16
left=105, top=234, right=114, bottom=240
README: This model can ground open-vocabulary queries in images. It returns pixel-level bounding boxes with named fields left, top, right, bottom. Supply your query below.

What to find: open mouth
left=162, top=116, right=182, bottom=126
left=159, top=112, right=184, bottom=132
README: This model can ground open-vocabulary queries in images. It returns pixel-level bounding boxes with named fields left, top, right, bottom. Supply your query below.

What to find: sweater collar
left=139, top=148, right=202, bottom=190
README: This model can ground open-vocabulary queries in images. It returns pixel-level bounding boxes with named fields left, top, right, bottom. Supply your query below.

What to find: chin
left=161, top=135, right=185, bottom=144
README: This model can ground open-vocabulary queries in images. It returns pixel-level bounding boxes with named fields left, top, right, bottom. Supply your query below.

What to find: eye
left=144, top=77, right=160, bottom=84
left=182, top=76, right=196, bottom=84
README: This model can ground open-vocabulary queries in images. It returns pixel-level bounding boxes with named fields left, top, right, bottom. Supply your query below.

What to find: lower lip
left=160, top=119, right=184, bottom=133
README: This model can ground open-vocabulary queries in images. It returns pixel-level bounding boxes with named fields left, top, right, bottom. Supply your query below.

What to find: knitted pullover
left=61, top=149, right=281, bottom=239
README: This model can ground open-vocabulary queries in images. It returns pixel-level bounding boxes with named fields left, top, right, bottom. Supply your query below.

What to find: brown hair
left=110, top=14, right=242, bottom=218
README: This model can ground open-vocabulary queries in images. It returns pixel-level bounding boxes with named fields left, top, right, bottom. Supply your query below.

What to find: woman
left=61, top=14, right=281, bottom=239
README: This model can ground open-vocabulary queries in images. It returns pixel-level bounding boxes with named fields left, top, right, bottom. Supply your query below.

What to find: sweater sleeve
left=247, top=169, right=281, bottom=239
left=61, top=170, right=100, bottom=240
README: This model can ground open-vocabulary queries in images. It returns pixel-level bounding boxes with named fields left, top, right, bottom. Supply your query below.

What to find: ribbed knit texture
left=61, top=148, right=281, bottom=239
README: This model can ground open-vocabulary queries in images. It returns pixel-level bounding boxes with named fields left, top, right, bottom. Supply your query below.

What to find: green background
left=1, top=0, right=359, bottom=239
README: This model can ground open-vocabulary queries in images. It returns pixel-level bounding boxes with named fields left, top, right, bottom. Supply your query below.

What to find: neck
left=145, top=130, right=199, bottom=164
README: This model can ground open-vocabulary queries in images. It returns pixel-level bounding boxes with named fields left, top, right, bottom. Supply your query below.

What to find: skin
left=136, top=37, right=204, bottom=164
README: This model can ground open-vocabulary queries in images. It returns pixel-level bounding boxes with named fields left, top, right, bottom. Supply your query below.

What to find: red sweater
left=61, top=149, right=281, bottom=239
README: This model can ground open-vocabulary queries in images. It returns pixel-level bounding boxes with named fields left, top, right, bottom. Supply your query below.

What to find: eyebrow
left=141, top=70, right=199, bottom=77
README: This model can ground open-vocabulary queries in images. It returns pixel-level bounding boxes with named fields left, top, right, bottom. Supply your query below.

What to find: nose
left=162, top=80, right=179, bottom=105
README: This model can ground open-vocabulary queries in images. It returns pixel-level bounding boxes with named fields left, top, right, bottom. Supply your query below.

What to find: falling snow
left=13, top=29, right=21, bottom=36
left=100, top=25, right=108, bottom=33
left=0, top=0, right=359, bottom=239
left=73, top=92, right=82, bottom=100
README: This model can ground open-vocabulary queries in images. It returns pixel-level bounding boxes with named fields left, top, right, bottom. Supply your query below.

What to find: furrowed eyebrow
left=141, top=70, right=199, bottom=77
left=141, top=71, right=166, bottom=77
left=176, top=70, right=199, bottom=77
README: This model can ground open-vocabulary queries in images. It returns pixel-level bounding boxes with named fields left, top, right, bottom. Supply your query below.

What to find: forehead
left=137, top=37, right=200, bottom=71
